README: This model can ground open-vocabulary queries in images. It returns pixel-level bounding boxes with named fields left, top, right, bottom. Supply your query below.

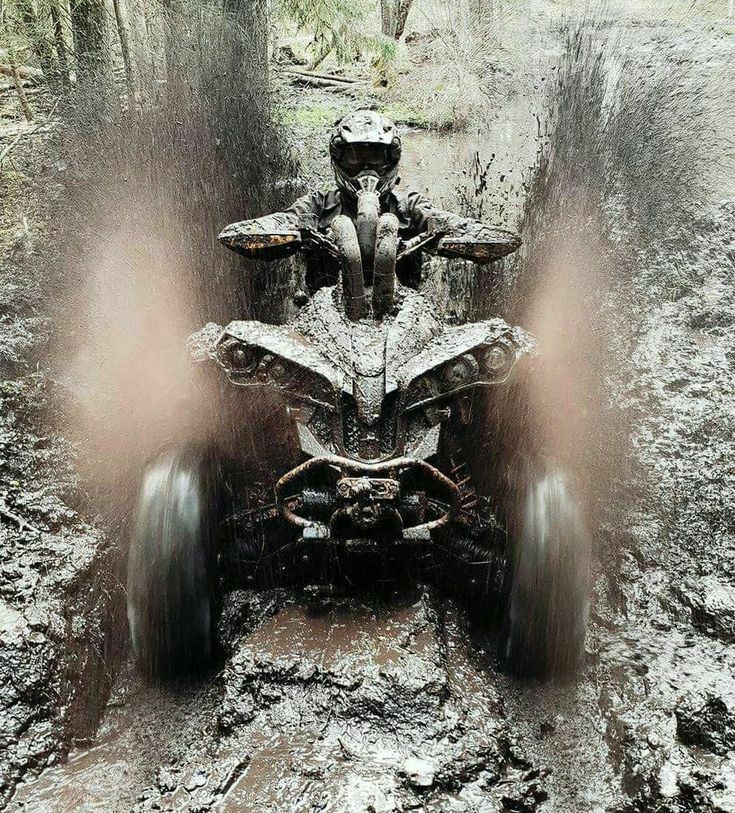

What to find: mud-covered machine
left=127, top=184, right=590, bottom=680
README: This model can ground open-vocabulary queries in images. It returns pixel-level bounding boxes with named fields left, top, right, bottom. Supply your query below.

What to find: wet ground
left=2, top=6, right=735, bottom=813
left=0, top=100, right=125, bottom=806
left=9, top=591, right=549, bottom=812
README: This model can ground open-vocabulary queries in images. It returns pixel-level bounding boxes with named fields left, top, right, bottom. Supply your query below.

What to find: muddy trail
left=2, top=8, right=735, bottom=813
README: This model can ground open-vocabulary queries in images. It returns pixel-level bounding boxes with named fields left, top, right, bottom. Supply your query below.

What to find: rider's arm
left=218, top=192, right=325, bottom=259
left=403, top=192, right=521, bottom=264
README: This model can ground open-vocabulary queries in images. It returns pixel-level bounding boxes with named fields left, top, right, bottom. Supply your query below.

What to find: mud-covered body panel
left=202, top=283, right=535, bottom=466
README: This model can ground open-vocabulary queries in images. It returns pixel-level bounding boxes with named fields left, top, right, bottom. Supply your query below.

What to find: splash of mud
left=0, top=14, right=298, bottom=799
left=501, top=12, right=734, bottom=530
left=45, top=6, right=296, bottom=507
left=484, top=11, right=735, bottom=810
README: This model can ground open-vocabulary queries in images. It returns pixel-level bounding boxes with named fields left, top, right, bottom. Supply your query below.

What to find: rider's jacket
left=237, top=188, right=499, bottom=292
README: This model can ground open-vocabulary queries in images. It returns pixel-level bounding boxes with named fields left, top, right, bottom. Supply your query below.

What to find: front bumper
left=275, top=455, right=461, bottom=541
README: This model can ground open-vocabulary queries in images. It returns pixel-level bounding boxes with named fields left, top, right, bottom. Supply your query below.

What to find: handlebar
left=300, top=226, right=442, bottom=263
left=219, top=222, right=519, bottom=265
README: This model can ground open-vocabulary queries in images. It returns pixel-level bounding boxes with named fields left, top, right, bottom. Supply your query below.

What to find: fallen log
left=0, top=63, right=43, bottom=81
left=284, top=72, right=364, bottom=92
left=288, top=78, right=350, bottom=93
left=287, top=68, right=362, bottom=84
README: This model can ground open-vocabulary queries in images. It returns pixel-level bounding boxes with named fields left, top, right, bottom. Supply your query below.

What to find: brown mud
left=11, top=592, right=547, bottom=812
left=1, top=8, right=735, bottom=813
left=0, top=93, right=126, bottom=806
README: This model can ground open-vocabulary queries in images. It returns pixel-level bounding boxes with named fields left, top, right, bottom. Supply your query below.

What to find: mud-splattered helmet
left=329, top=110, right=402, bottom=201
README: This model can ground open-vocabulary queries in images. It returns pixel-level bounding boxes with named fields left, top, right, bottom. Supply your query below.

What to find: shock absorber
left=448, top=447, right=481, bottom=514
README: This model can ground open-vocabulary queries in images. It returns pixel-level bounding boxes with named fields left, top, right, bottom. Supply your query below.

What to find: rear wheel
left=127, top=446, right=221, bottom=680
left=504, top=468, right=590, bottom=678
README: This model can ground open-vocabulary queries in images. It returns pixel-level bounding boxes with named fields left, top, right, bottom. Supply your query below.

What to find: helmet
left=329, top=110, right=402, bottom=201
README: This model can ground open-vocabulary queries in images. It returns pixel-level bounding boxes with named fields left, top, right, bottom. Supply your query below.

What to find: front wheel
left=505, top=469, right=590, bottom=678
left=127, top=446, right=221, bottom=680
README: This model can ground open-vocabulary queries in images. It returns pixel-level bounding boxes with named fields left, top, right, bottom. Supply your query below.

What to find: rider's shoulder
left=286, top=189, right=339, bottom=220
left=301, top=187, right=343, bottom=212
left=291, top=188, right=328, bottom=206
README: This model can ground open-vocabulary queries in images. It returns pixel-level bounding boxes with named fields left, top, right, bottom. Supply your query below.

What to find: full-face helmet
left=329, top=110, right=402, bottom=201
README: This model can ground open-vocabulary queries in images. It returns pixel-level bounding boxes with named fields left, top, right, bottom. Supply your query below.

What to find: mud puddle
left=10, top=590, right=548, bottom=812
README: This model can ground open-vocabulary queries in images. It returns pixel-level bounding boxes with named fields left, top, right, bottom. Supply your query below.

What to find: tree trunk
left=49, top=1, right=71, bottom=88
left=394, top=0, right=414, bottom=40
left=381, top=0, right=412, bottom=39
left=381, top=0, right=396, bottom=37
left=112, top=0, right=135, bottom=94
left=17, top=0, right=57, bottom=82
left=223, top=0, right=269, bottom=71
left=10, top=58, right=34, bottom=121
left=223, top=0, right=267, bottom=15
left=70, top=0, right=110, bottom=81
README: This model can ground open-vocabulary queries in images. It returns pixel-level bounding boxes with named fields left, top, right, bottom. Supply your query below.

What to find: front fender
left=214, top=321, right=344, bottom=411
left=397, top=318, right=537, bottom=411
left=218, top=218, right=302, bottom=260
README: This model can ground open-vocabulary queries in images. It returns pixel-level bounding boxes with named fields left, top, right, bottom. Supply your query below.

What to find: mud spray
left=21, top=9, right=300, bottom=747
left=521, top=22, right=717, bottom=475
left=479, top=11, right=734, bottom=635
left=47, top=7, right=296, bottom=510
left=470, top=10, right=735, bottom=809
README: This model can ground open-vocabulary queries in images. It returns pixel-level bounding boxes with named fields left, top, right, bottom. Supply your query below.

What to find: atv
left=127, top=191, right=590, bottom=680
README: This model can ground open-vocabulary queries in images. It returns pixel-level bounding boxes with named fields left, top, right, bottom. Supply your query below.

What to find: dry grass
left=385, top=0, right=533, bottom=129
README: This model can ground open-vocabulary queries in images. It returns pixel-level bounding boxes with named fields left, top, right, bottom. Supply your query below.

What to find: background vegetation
left=2, top=0, right=732, bottom=133
left=0, top=0, right=533, bottom=132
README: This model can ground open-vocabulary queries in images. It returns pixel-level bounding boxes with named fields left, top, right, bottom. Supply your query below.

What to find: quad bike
left=127, top=187, right=591, bottom=680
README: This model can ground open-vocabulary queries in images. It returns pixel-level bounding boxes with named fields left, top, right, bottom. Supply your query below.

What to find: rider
left=219, top=109, right=520, bottom=293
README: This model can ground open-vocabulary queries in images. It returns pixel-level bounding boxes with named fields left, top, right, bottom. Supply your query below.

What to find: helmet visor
left=336, top=144, right=396, bottom=178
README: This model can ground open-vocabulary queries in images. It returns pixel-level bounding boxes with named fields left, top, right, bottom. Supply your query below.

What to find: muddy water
left=10, top=593, right=544, bottom=812
left=9, top=664, right=220, bottom=813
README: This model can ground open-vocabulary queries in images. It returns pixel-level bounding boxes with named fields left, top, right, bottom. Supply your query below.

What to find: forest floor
left=1, top=7, right=735, bottom=813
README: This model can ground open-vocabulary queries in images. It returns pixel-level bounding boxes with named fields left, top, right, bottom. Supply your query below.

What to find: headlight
left=441, top=354, right=479, bottom=390
left=482, top=343, right=513, bottom=377
left=217, top=338, right=252, bottom=372
left=266, top=357, right=290, bottom=386
left=414, top=375, right=440, bottom=400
